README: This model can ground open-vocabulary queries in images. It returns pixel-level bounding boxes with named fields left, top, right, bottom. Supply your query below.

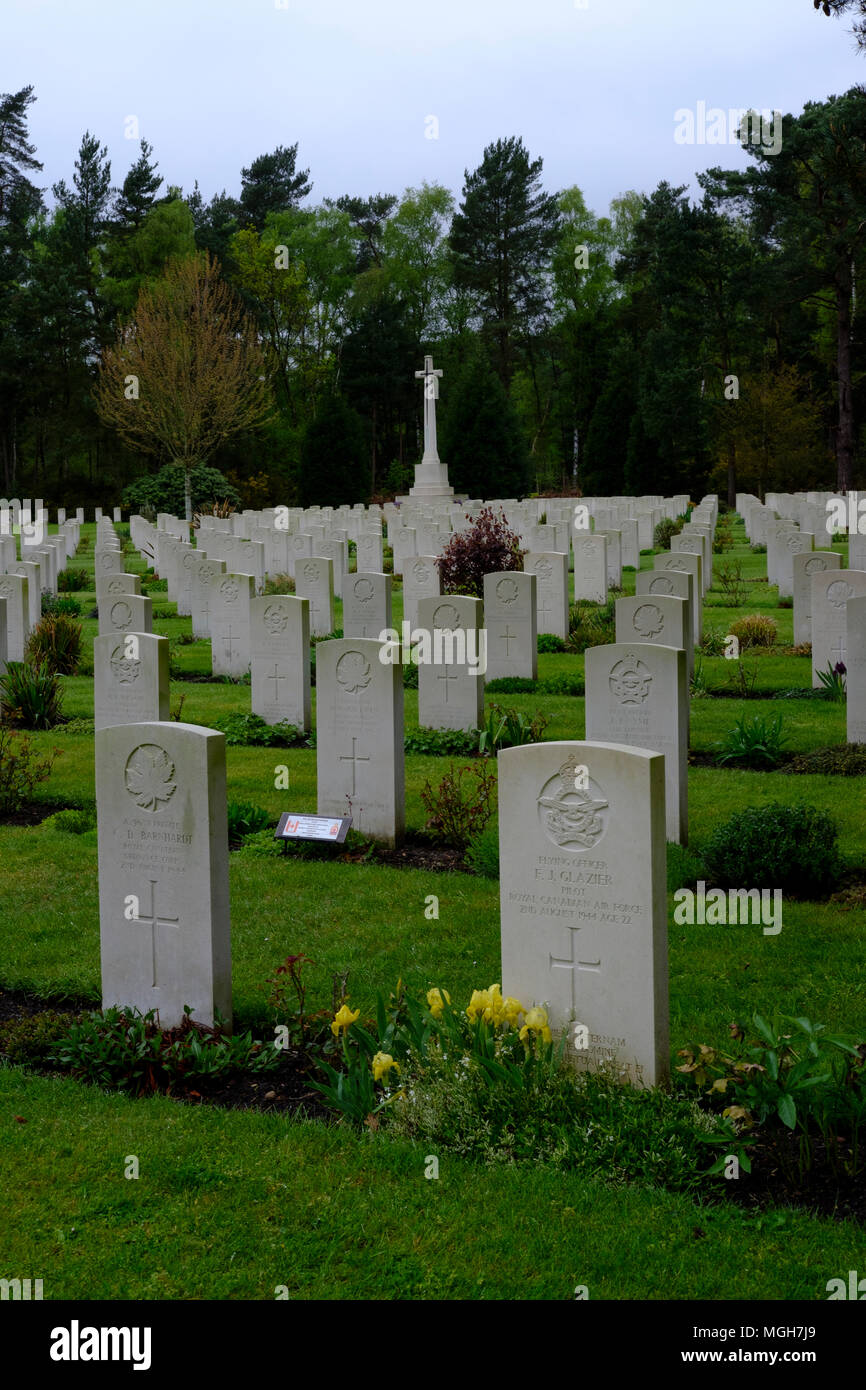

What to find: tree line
left=2, top=79, right=866, bottom=509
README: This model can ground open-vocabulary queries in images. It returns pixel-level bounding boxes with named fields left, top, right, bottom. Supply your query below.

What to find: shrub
left=0, top=727, right=60, bottom=815
left=26, top=613, right=83, bottom=675
left=815, top=661, right=846, bottom=702
left=699, top=625, right=727, bottom=656
left=42, top=806, right=97, bottom=834
left=464, top=823, right=500, bottom=878
left=478, top=704, right=548, bottom=755
left=0, top=661, right=64, bottom=729
left=227, top=801, right=272, bottom=847
left=714, top=560, right=750, bottom=606
left=712, top=521, right=734, bottom=554
left=49, top=1006, right=278, bottom=1096
left=57, top=567, right=89, bottom=593
left=714, top=712, right=788, bottom=768
left=404, top=727, right=480, bottom=757
left=215, top=713, right=305, bottom=747
left=402, top=662, right=419, bottom=689
left=750, top=542, right=767, bottom=554
left=702, top=803, right=841, bottom=897
left=537, top=633, right=567, bottom=653
left=567, top=596, right=616, bottom=653
left=262, top=574, right=295, bottom=595
left=41, top=592, right=82, bottom=618
left=484, top=675, right=584, bottom=696
left=420, top=760, right=498, bottom=849
left=729, top=614, right=777, bottom=649
left=782, top=743, right=866, bottom=776
left=653, top=517, right=684, bottom=550
left=122, top=463, right=242, bottom=516
left=436, top=507, right=524, bottom=599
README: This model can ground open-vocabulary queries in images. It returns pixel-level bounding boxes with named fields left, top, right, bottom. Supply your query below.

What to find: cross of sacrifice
left=133, top=879, right=179, bottom=989
left=339, top=737, right=370, bottom=795
left=414, top=355, right=444, bottom=464
left=549, top=924, right=601, bottom=1014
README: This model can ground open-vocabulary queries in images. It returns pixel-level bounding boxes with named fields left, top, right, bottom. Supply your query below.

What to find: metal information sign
left=274, top=812, right=351, bottom=845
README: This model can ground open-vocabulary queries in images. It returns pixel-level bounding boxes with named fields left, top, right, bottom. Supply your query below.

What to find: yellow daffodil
left=372, top=1052, right=400, bottom=1083
left=519, top=1005, right=552, bottom=1044
left=426, top=987, right=451, bottom=1019
left=331, top=1003, right=360, bottom=1037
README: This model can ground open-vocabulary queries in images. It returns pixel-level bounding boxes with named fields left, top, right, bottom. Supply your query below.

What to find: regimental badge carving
left=786, top=534, right=803, bottom=551
left=336, top=650, right=372, bottom=693
left=804, top=556, right=828, bottom=575
left=827, top=580, right=855, bottom=609
left=432, top=602, right=462, bottom=631
left=124, top=744, right=177, bottom=812
left=632, top=603, right=665, bottom=638
left=538, top=758, right=609, bottom=851
left=302, top=561, right=319, bottom=581
left=353, top=578, right=374, bottom=604
left=648, top=576, right=673, bottom=595
left=609, top=653, right=652, bottom=705
left=110, top=644, right=141, bottom=684
left=663, top=556, right=686, bottom=571
left=534, top=559, right=552, bottom=582
left=110, top=600, right=133, bottom=630
left=219, top=577, right=239, bottom=603
left=263, top=603, right=289, bottom=635
left=495, top=576, right=519, bottom=606
left=100, top=553, right=115, bottom=569
left=0, top=579, right=12, bottom=599
left=412, top=560, right=432, bottom=585
left=107, top=578, right=125, bottom=594
left=183, top=551, right=197, bottom=570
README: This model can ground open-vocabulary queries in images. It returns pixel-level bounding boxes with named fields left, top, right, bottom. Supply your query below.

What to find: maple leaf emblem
left=124, top=744, right=177, bottom=812
left=336, top=650, right=372, bottom=693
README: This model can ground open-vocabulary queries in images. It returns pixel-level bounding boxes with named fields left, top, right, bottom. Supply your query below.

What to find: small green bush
left=729, top=614, right=777, bottom=649
left=783, top=743, right=866, bottom=776
left=26, top=613, right=83, bottom=675
left=57, top=567, right=89, bottom=593
left=42, top=807, right=97, bottom=835
left=702, top=803, right=842, bottom=897
left=0, top=661, right=64, bottom=730
left=537, top=633, right=567, bottom=653
left=227, top=801, right=272, bottom=847
left=0, top=726, right=60, bottom=815
left=215, top=713, right=306, bottom=747
left=478, top=704, right=548, bottom=755
left=405, top=727, right=480, bottom=757
left=402, top=662, right=419, bottom=689
left=262, top=574, right=295, bottom=595
left=464, top=823, right=500, bottom=878
left=654, top=517, right=684, bottom=550
left=420, top=760, right=498, bottom=849
left=714, top=713, right=787, bottom=768
left=42, top=592, right=82, bottom=617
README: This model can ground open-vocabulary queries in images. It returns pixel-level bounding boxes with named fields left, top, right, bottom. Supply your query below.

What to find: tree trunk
left=727, top=437, right=737, bottom=510
left=836, top=255, right=855, bottom=493
left=184, top=465, right=192, bottom=523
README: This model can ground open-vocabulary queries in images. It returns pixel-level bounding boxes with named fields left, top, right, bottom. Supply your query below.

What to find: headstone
left=209, top=571, right=254, bottom=677
left=342, top=572, right=391, bottom=640
left=811, top=569, right=866, bottom=686
left=403, top=555, right=441, bottom=631
left=793, top=551, right=840, bottom=646
left=652, top=550, right=702, bottom=635
left=11, top=560, right=41, bottom=633
left=595, top=530, right=622, bottom=588
left=250, top=595, right=311, bottom=730
left=294, top=556, right=334, bottom=637
left=670, top=533, right=709, bottom=595
left=573, top=534, right=607, bottom=604
left=316, top=637, right=405, bottom=845
left=0, top=573, right=30, bottom=660
left=483, top=571, right=537, bottom=681
left=636, top=567, right=698, bottom=646
left=356, top=532, right=384, bottom=573
left=96, top=573, right=141, bottom=605
left=614, top=594, right=690, bottom=678
left=96, top=722, right=231, bottom=1030
left=0, top=597, right=6, bottom=675
left=94, top=549, right=124, bottom=577
left=776, top=531, right=813, bottom=599
left=416, top=595, right=485, bottom=731
left=524, top=552, right=569, bottom=641
left=585, top=643, right=688, bottom=843
left=498, top=741, right=669, bottom=1086
left=99, top=593, right=153, bottom=637
left=94, top=632, right=170, bottom=732
left=846, top=594, right=866, bottom=744
left=190, top=556, right=226, bottom=639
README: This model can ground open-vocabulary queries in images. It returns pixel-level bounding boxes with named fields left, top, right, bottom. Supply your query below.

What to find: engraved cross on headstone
left=135, top=879, right=179, bottom=989
left=339, top=736, right=370, bottom=794
left=831, top=635, right=847, bottom=666
left=500, top=626, right=517, bottom=656
left=549, top=924, right=602, bottom=1014
left=437, top=667, right=458, bottom=703
left=267, top=665, right=287, bottom=701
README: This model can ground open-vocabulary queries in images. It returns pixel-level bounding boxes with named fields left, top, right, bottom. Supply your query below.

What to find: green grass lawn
left=2, top=517, right=865, bottom=1301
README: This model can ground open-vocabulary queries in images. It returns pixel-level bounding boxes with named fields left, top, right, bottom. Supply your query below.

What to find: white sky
left=6, top=0, right=865, bottom=217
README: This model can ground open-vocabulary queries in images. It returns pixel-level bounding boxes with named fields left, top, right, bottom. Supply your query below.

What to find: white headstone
left=524, top=552, right=569, bottom=641
left=94, top=633, right=170, bottom=732
left=209, top=571, right=253, bottom=677
left=0, top=573, right=30, bottom=660
left=416, top=595, right=485, bottom=731
left=295, top=556, right=334, bottom=638
left=811, top=569, right=866, bottom=686
left=573, top=535, right=607, bottom=604
left=483, top=571, right=537, bottom=681
left=342, top=572, right=391, bottom=640
left=846, top=594, right=866, bottom=744
left=250, top=595, right=311, bottom=730
left=793, top=551, right=840, bottom=646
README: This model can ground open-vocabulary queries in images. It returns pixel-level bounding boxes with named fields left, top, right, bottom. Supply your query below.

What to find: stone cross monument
left=410, top=355, right=454, bottom=498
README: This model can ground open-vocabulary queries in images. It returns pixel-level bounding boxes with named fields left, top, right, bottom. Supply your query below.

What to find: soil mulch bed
left=0, top=989, right=862, bottom=1218
left=0, top=802, right=69, bottom=828
left=272, top=831, right=466, bottom=874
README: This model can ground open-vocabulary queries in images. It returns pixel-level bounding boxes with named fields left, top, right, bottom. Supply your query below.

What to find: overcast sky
left=7, top=0, right=865, bottom=218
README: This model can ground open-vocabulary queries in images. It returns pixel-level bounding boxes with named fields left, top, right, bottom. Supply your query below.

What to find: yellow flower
left=426, top=988, right=451, bottom=1019
left=331, top=1003, right=360, bottom=1037
left=372, top=1052, right=400, bottom=1083
left=519, top=1005, right=552, bottom=1044
left=466, top=988, right=490, bottom=1022
left=502, top=996, right=525, bottom=1027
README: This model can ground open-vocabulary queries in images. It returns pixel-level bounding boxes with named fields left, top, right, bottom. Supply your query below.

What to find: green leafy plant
left=42, top=592, right=82, bottom=617
left=0, top=661, right=64, bottom=729
left=702, top=802, right=842, bottom=897
left=215, top=713, right=304, bottom=747
left=26, top=613, right=83, bottom=676
left=41, top=806, right=97, bottom=834
left=464, top=822, right=500, bottom=878
left=0, top=726, right=60, bottom=815
left=782, top=742, right=866, bottom=776
left=653, top=517, right=684, bottom=550
left=714, top=559, right=751, bottom=606
left=714, top=712, right=788, bottom=768
left=698, top=626, right=727, bottom=656
left=690, top=657, right=715, bottom=698
left=49, top=1006, right=279, bottom=1096
left=729, top=614, right=777, bottom=649
left=404, top=727, right=480, bottom=757
left=816, top=661, right=847, bottom=701
left=420, top=760, right=498, bottom=849
left=57, top=567, right=89, bottom=593
left=567, top=596, right=617, bottom=653
left=478, top=703, right=548, bottom=755
left=537, top=633, right=567, bottom=653
left=262, top=574, right=295, bottom=595
left=227, top=800, right=271, bottom=847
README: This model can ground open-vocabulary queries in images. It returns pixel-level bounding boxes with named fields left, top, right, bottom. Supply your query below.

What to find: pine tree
left=440, top=340, right=529, bottom=497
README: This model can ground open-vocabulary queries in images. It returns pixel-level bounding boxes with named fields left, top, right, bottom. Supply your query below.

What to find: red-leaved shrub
left=436, top=507, right=525, bottom=599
